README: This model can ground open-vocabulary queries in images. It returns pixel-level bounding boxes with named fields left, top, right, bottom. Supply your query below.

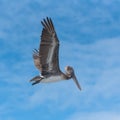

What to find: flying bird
left=30, top=17, right=81, bottom=90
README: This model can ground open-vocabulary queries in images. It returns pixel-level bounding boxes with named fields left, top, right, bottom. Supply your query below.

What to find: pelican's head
left=65, top=66, right=74, bottom=78
left=65, top=66, right=82, bottom=90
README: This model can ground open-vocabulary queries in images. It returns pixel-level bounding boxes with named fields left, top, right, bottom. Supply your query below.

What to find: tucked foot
left=32, top=80, right=42, bottom=85
left=30, top=75, right=44, bottom=85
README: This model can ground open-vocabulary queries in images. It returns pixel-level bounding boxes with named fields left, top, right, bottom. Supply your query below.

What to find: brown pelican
left=30, top=17, right=81, bottom=90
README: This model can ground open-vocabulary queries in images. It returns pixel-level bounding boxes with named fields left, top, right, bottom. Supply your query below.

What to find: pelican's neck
left=62, top=73, right=71, bottom=80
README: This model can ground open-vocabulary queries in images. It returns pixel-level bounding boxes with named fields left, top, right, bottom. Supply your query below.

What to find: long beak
left=72, top=73, right=82, bottom=91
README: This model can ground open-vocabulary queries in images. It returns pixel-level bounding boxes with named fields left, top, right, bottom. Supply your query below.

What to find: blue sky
left=0, top=0, right=120, bottom=120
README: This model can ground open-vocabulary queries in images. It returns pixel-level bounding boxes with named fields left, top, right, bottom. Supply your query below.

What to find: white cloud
left=67, top=111, right=120, bottom=120
left=24, top=37, right=120, bottom=112
left=0, top=0, right=120, bottom=119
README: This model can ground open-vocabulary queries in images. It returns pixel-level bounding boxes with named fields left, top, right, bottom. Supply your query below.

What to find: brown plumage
left=30, top=17, right=81, bottom=90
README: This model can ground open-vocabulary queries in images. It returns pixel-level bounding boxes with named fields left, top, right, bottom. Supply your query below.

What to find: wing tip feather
left=41, top=17, right=55, bottom=32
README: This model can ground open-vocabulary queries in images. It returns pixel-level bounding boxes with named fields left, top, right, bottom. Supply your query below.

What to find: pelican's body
left=41, top=76, right=63, bottom=83
left=30, top=17, right=81, bottom=90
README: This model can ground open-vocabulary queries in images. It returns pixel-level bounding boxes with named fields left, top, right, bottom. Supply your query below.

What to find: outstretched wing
left=33, top=17, right=61, bottom=75
left=33, top=49, right=41, bottom=70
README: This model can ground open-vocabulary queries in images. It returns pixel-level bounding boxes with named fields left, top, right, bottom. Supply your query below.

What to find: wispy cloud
left=0, top=0, right=120, bottom=119
left=67, top=111, right=120, bottom=120
left=23, top=37, right=120, bottom=111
